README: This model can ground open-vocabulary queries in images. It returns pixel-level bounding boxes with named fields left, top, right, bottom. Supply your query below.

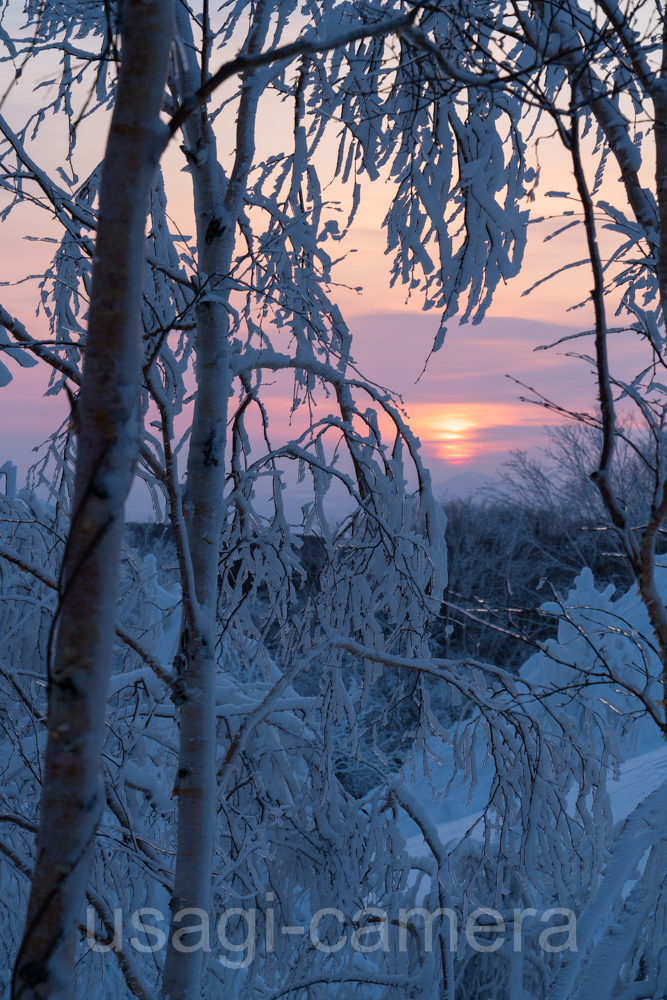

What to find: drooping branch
left=167, top=9, right=419, bottom=137
left=0, top=305, right=81, bottom=387
left=0, top=546, right=175, bottom=689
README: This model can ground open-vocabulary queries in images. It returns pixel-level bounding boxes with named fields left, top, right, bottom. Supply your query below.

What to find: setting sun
left=402, top=402, right=556, bottom=464
left=430, top=415, right=478, bottom=461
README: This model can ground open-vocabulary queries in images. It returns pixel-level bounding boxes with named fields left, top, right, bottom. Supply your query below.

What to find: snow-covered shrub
left=0, top=451, right=623, bottom=1000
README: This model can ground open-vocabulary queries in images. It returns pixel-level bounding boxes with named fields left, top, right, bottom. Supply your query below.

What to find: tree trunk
left=160, top=7, right=268, bottom=997
left=12, top=4, right=174, bottom=998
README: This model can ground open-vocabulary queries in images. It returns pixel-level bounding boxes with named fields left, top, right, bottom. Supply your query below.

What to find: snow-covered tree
left=469, top=0, right=667, bottom=717
left=428, top=0, right=667, bottom=991
left=0, top=2, right=543, bottom=999
left=11, top=1, right=667, bottom=998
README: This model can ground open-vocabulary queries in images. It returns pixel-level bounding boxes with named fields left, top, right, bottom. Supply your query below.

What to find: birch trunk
left=160, top=7, right=269, bottom=996
left=12, top=4, right=174, bottom=998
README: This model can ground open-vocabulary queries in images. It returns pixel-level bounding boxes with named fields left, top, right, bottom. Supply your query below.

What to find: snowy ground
left=403, top=744, right=667, bottom=861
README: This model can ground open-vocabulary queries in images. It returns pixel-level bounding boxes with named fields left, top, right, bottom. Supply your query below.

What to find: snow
left=404, top=743, right=667, bottom=861
left=608, top=745, right=667, bottom=821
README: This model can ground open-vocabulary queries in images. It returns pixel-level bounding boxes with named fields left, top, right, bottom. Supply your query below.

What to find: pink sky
left=0, top=303, right=631, bottom=509
left=0, top=75, right=642, bottom=512
left=0, top=206, right=631, bottom=512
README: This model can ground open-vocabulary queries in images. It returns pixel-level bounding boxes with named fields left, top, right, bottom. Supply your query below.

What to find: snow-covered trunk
left=160, top=7, right=268, bottom=998
left=11, top=4, right=174, bottom=999
left=569, top=97, right=667, bottom=709
left=159, top=117, right=227, bottom=992
left=641, top=81, right=667, bottom=694
left=655, top=76, right=667, bottom=325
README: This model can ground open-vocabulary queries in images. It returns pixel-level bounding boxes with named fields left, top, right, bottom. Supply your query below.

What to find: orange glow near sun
left=402, top=402, right=554, bottom=464
left=430, top=415, right=478, bottom=462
